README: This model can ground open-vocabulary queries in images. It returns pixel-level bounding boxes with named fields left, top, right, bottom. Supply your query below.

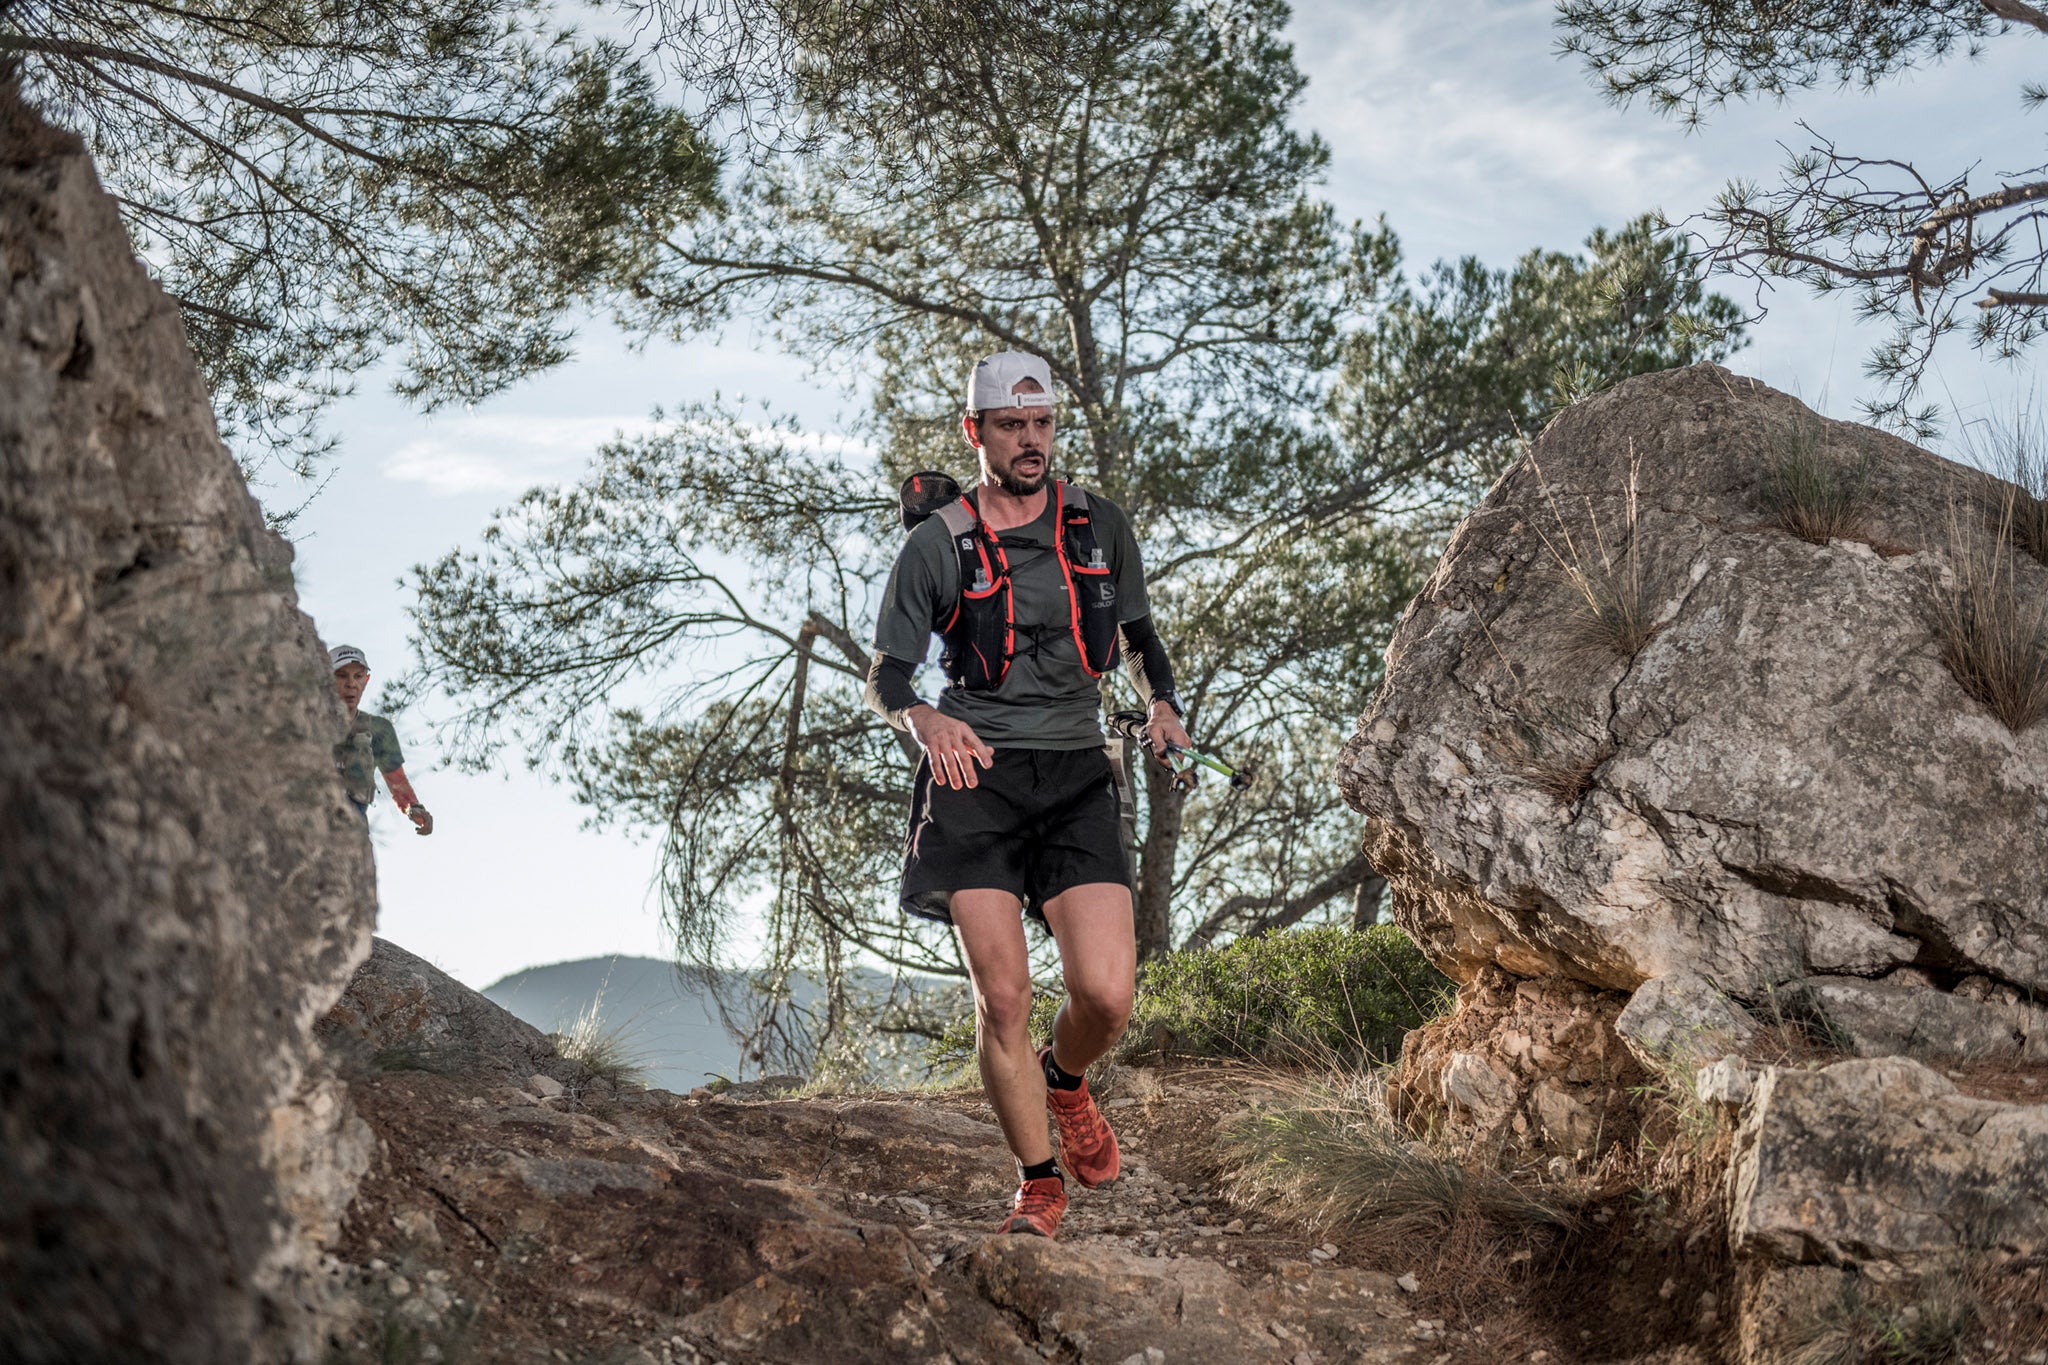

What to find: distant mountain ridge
left=482, top=955, right=750, bottom=1091
left=482, top=955, right=949, bottom=1091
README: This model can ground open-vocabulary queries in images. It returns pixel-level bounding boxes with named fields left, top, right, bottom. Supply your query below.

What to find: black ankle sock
left=1020, top=1157, right=1062, bottom=1184
left=1042, top=1050, right=1086, bottom=1091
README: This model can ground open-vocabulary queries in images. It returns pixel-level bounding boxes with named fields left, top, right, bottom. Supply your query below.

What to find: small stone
left=1318, top=1242, right=1339, bottom=1257
left=1224, top=1219, right=1245, bottom=1234
left=1397, top=1272, right=1421, bottom=1294
left=1658, top=1277, right=1677, bottom=1300
left=387, top=1276, right=412, bottom=1298
left=529, top=1073, right=566, bottom=1099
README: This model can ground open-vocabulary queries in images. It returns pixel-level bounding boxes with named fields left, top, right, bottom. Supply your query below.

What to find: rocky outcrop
left=0, top=86, right=373, bottom=1362
left=320, top=937, right=595, bottom=1090
left=1388, top=969, right=1645, bottom=1156
left=1338, top=364, right=2048, bottom=1139
left=1337, top=363, right=2048, bottom=1353
left=1728, top=1057, right=2048, bottom=1267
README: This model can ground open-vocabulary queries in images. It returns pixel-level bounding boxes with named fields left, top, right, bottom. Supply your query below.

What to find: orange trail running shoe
left=1001, top=1175, right=1068, bottom=1238
left=1039, top=1045, right=1121, bottom=1188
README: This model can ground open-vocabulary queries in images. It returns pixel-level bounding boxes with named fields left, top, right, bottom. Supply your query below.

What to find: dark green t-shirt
left=872, top=486, right=1148, bottom=749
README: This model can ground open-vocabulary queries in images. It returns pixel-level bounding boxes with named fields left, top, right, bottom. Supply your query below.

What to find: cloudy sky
left=288, top=1, right=2043, bottom=987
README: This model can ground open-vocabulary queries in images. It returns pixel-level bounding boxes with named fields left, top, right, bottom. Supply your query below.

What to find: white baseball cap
left=329, top=644, right=369, bottom=671
left=965, top=351, right=1056, bottom=413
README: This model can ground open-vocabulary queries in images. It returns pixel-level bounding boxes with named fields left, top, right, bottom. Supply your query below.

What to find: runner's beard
left=996, top=454, right=1049, bottom=497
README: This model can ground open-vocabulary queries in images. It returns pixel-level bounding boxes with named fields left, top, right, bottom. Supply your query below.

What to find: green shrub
left=929, top=925, right=1452, bottom=1074
left=1127, top=924, right=1453, bottom=1064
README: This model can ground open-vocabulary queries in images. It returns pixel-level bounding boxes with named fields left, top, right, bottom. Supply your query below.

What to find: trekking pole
left=1105, top=710, right=1253, bottom=793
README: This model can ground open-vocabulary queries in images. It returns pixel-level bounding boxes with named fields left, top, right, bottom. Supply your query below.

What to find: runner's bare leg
left=951, top=889, right=1053, bottom=1166
left=1039, top=882, right=1137, bottom=1075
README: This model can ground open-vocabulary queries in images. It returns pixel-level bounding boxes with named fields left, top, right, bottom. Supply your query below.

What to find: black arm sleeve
left=1118, top=613, right=1179, bottom=711
left=865, top=651, right=925, bottom=731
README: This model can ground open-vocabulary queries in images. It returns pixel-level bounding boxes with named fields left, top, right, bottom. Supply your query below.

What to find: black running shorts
left=899, top=747, right=1131, bottom=925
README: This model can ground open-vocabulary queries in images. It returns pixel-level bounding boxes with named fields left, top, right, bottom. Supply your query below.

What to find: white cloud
left=1290, top=0, right=2038, bottom=270
left=379, top=413, right=661, bottom=495
left=1292, top=0, right=1715, bottom=259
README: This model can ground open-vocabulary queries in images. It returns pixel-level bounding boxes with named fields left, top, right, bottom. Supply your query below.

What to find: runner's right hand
left=905, top=706, right=995, bottom=789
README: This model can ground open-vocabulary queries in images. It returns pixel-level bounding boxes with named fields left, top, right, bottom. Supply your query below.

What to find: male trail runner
left=330, top=644, right=434, bottom=835
left=866, top=351, right=1189, bottom=1239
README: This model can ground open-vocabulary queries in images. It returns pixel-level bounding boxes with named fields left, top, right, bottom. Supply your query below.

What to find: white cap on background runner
left=965, top=351, right=1056, bottom=413
left=329, top=644, right=369, bottom=671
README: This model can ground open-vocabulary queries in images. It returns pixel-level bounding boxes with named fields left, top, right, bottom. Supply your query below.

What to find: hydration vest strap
left=935, top=495, right=1015, bottom=687
left=1051, top=482, right=1118, bottom=677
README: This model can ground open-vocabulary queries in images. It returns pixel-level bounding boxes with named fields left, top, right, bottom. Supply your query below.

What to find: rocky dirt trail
left=329, top=1062, right=1456, bottom=1365
left=319, top=939, right=1732, bottom=1365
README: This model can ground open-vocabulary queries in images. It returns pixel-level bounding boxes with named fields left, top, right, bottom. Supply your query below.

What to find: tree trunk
left=1133, top=759, right=1181, bottom=960
left=1350, top=871, right=1389, bottom=930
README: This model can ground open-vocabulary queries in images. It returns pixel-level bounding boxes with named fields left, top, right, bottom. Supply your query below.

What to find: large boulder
left=320, top=937, right=595, bottom=1091
left=1338, top=364, right=2048, bottom=1111
left=1728, top=1057, right=2048, bottom=1267
left=0, top=87, right=374, bottom=1361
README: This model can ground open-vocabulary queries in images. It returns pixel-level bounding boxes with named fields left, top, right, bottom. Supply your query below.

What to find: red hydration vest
left=931, top=481, right=1121, bottom=691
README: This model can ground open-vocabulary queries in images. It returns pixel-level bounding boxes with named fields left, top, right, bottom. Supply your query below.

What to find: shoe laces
left=1013, top=1177, right=1064, bottom=1215
left=1050, top=1086, right=1108, bottom=1145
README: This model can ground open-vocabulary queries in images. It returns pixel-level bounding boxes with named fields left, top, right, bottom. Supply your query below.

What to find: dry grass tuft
left=1488, top=713, right=1614, bottom=805
left=1529, top=442, right=1664, bottom=664
left=1927, top=494, right=2048, bottom=734
left=1758, top=420, right=1877, bottom=546
left=1961, top=408, right=2048, bottom=567
left=551, top=996, right=650, bottom=1090
left=1218, top=1070, right=1574, bottom=1239
left=1784, top=1260, right=1987, bottom=1365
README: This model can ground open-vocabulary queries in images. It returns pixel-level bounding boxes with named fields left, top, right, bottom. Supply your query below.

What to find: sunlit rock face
left=1339, top=362, right=2048, bottom=1148
left=0, top=87, right=373, bottom=1362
